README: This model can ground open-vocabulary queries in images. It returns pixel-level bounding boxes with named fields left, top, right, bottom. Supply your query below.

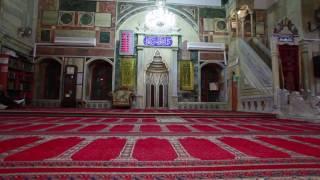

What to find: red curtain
left=278, top=45, right=300, bottom=91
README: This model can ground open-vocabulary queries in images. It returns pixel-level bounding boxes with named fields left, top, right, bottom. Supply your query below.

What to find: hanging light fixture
left=145, top=0, right=175, bottom=32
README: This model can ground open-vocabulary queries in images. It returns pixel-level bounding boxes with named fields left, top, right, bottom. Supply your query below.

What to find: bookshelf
left=0, top=54, right=34, bottom=104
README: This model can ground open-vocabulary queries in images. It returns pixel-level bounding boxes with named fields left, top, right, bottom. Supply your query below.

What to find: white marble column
left=308, top=42, right=316, bottom=96
left=270, top=39, right=280, bottom=112
left=136, top=48, right=145, bottom=109
left=249, top=12, right=254, bottom=37
left=240, top=18, right=245, bottom=39
left=169, top=48, right=178, bottom=109
left=236, top=15, right=240, bottom=37
left=301, top=41, right=314, bottom=95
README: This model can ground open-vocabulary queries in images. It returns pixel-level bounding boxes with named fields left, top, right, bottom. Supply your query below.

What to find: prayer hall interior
left=0, top=0, right=320, bottom=178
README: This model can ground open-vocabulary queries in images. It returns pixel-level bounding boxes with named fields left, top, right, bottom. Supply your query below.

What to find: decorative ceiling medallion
left=145, top=0, right=176, bottom=33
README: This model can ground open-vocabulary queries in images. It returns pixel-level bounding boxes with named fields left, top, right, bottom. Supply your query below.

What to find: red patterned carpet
left=0, top=109, right=319, bottom=179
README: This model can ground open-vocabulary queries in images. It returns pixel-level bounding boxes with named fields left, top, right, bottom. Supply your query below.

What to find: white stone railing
left=84, top=100, right=111, bottom=109
left=239, top=95, right=274, bottom=113
left=279, top=89, right=320, bottom=118
left=178, top=102, right=229, bottom=111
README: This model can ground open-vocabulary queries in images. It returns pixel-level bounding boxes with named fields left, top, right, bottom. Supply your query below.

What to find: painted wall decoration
left=59, top=0, right=97, bottom=12
left=119, top=30, right=135, bottom=56
left=203, top=18, right=215, bottom=31
left=273, top=17, right=299, bottom=35
left=120, top=57, right=136, bottom=89
left=95, top=13, right=112, bottom=27
left=117, top=2, right=199, bottom=33
left=42, top=11, right=58, bottom=25
left=100, top=32, right=110, bottom=43
left=79, top=12, right=94, bottom=26
left=58, top=11, right=75, bottom=26
left=180, top=60, right=194, bottom=91
left=200, top=8, right=225, bottom=18
left=278, top=35, right=294, bottom=43
left=143, top=36, right=173, bottom=47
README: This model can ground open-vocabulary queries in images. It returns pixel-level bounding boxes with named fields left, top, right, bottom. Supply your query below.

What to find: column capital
left=171, top=48, right=179, bottom=52
left=137, top=47, right=144, bottom=51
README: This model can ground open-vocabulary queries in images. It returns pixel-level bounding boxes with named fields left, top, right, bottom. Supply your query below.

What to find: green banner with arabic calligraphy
left=180, top=60, right=194, bottom=91
left=120, top=57, right=136, bottom=89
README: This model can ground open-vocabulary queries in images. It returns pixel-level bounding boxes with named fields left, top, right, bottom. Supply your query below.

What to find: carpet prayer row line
left=0, top=116, right=308, bottom=124
left=0, top=135, right=320, bottom=162
left=0, top=116, right=319, bottom=134
left=1, top=123, right=320, bottom=133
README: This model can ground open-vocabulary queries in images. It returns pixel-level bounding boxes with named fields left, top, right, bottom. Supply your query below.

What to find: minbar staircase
left=234, top=38, right=274, bottom=113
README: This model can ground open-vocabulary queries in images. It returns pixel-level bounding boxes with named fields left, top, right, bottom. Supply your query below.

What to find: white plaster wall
left=0, top=0, right=37, bottom=51
left=116, top=11, right=199, bottom=43
left=254, top=0, right=278, bottom=10
left=267, top=0, right=302, bottom=38
left=301, top=0, right=320, bottom=39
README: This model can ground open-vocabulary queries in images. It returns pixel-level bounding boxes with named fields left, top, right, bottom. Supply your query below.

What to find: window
left=100, top=32, right=110, bottom=43
left=41, top=30, right=51, bottom=42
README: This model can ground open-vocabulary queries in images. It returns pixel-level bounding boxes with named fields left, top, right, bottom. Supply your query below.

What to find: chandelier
left=145, top=0, right=175, bottom=32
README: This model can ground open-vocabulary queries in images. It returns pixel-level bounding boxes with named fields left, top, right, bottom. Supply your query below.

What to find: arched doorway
left=87, top=60, right=113, bottom=100
left=201, top=63, right=223, bottom=102
left=146, top=51, right=169, bottom=108
left=37, top=59, right=61, bottom=99
left=273, top=17, right=300, bottom=92
left=279, top=44, right=300, bottom=91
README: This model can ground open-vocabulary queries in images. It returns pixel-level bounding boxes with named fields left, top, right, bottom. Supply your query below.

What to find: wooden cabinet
left=0, top=54, right=34, bottom=103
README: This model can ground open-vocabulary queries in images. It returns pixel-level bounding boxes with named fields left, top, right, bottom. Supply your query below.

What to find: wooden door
left=61, top=65, right=77, bottom=107
left=231, top=78, right=238, bottom=111
left=278, top=45, right=300, bottom=91
left=201, top=64, right=220, bottom=102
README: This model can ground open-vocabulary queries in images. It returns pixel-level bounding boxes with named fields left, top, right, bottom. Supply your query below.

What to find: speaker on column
left=313, top=56, right=320, bottom=78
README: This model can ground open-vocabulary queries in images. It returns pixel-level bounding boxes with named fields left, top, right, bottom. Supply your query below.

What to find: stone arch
left=86, top=57, right=114, bottom=66
left=117, top=5, right=199, bottom=33
left=35, top=56, right=63, bottom=65
left=34, top=57, right=63, bottom=100
left=84, top=58, right=114, bottom=100
left=200, top=62, right=226, bottom=102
